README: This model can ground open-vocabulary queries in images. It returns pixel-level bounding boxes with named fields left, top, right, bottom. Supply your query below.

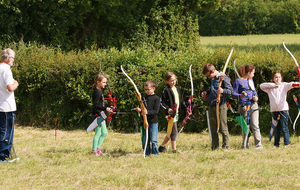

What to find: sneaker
left=172, top=150, right=179, bottom=154
left=273, top=146, right=279, bottom=149
left=0, top=159, right=7, bottom=163
left=8, top=158, right=20, bottom=163
left=223, top=148, right=229, bottom=151
left=97, top=148, right=103, bottom=155
left=91, top=150, right=100, bottom=156
left=159, top=145, right=166, bottom=153
left=255, top=145, right=263, bottom=150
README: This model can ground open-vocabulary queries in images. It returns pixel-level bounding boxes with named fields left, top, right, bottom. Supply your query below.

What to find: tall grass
left=1, top=126, right=300, bottom=189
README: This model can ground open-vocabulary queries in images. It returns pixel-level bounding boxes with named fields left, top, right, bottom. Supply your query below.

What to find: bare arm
left=7, top=80, right=19, bottom=92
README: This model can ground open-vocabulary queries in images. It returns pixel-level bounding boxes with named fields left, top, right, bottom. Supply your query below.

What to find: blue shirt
left=232, top=78, right=258, bottom=105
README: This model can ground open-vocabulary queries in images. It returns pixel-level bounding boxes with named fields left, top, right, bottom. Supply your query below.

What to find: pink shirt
left=260, top=82, right=299, bottom=112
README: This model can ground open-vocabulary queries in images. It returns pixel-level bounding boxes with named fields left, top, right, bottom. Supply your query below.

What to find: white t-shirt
left=0, top=63, right=16, bottom=112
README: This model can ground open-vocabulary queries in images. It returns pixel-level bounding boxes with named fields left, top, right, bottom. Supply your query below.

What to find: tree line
left=1, top=0, right=299, bottom=52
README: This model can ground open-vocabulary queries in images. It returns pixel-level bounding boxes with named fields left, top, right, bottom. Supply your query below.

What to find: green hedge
left=4, top=41, right=300, bottom=135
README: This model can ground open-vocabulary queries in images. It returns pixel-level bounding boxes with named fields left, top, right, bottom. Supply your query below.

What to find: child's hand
left=106, top=107, right=113, bottom=113
left=240, top=91, right=247, bottom=98
left=218, top=87, right=224, bottom=94
left=142, top=109, right=148, bottom=115
left=187, top=110, right=192, bottom=116
left=201, top=91, right=207, bottom=97
left=274, top=83, right=280, bottom=88
left=253, top=96, right=258, bottom=102
left=135, top=108, right=141, bottom=112
left=168, top=108, right=174, bottom=115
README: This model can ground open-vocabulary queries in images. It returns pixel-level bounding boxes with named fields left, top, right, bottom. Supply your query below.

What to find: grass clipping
left=1, top=126, right=300, bottom=189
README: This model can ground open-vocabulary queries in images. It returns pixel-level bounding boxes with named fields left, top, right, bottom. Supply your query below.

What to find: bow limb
left=283, top=41, right=300, bottom=130
left=283, top=40, right=300, bottom=92
left=100, top=60, right=117, bottom=127
left=233, top=60, right=246, bottom=89
left=293, top=111, right=300, bottom=131
left=216, top=46, right=234, bottom=130
left=121, top=65, right=148, bottom=129
left=182, top=64, right=194, bottom=127
left=121, top=65, right=148, bottom=158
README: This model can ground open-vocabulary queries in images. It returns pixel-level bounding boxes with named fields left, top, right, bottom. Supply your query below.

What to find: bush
left=3, top=41, right=300, bottom=135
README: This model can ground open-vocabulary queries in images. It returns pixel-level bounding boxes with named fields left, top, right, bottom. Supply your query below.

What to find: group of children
left=90, top=63, right=300, bottom=156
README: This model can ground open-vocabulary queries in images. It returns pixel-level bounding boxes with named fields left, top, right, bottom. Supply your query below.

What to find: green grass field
left=1, top=126, right=300, bottom=189
left=200, top=34, right=300, bottom=45
left=200, top=34, right=300, bottom=52
left=2, top=34, right=300, bottom=189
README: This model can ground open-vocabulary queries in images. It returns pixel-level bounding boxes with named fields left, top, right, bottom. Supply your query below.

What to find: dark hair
left=272, top=70, right=283, bottom=83
left=144, top=80, right=156, bottom=88
left=92, top=74, right=109, bottom=90
left=202, top=63, right=215, bottom=75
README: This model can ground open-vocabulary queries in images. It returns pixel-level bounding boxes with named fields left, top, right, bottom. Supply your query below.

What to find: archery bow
left=121, top=65, right=149, bottom=158
left=180, top=64, right=193, bottom=130
left=99, top=60, right=117, bottom=128
left=233, top=60, right=251, bottom=147
left=283, top=41, right=300, bottom=131
left=216, top=46, right=234, bottom=131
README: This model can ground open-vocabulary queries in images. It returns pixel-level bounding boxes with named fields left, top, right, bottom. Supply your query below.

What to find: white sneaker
left=255, top=145, right=263, bottom=150
left=273, top=146, right=278, bottom=149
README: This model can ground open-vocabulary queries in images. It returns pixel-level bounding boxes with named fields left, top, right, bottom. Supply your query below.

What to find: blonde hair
left=92, top=74, right=109, bottom=90
left=164, top=72, right=176, bottom=86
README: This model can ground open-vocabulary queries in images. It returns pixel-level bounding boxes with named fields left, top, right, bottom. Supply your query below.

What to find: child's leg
left=238, top=105, right=249, bottom=148
left=97, top=123, right=108, bottom=149
left=274, top=112, right=281, bottom=147
left=92, top=125, right=102, bottom=151
left=280, top=111, right=290, bottom=146
left=250, top=103, right=262, bottom=148
left=219, top=104, right=230, bottom=149
left=208, top=106, right=219, bottom=150
left=161, top=136, right=170, bottom=147
left=170, top=122, right=178, bottom=150
left=149, top=123, right=159, bottom=155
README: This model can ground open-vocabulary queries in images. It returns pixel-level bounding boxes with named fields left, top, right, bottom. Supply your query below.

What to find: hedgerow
left=3, top=41, right=300, bottom=135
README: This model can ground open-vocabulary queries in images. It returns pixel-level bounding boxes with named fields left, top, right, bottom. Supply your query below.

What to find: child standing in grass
left=201, top=64, right=234, bottom=151
left=233, top=65, right=263, bottom=149
left=159, top=72, right=188, bottom=154
left=135, top=80, right=160, bottom=156
left=260, top=70, right=300, bottom=148
left=91, top=74, right=113, bottom=156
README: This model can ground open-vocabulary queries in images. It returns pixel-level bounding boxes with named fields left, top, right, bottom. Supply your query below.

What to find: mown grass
left=1, top=126, right=300, bottom=189
left=200, top=34, right=300, bottom=52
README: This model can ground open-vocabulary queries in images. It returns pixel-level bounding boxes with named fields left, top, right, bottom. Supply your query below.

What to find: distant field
left=199, top=34, right=300, bottom=45
left=198, top=34, right=300, bottom=52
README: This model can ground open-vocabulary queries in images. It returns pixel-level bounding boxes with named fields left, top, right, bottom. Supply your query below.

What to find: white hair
left=1, top=48, right=15, bottom=61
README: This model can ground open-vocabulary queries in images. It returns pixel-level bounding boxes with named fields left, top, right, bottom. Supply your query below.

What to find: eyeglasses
left=10, top=57, right=15, bottom=59
left=144, top=88, right=152, bottom=91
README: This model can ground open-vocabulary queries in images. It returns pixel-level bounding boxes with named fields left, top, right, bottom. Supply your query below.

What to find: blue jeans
left=0, top=112, right=15, bottom=160
left=142, top=123, right=159, bottom=155
left=273, top=111, right=289, bottom=146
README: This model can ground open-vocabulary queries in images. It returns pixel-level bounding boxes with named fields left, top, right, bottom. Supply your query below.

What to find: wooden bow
left=216, top=46, right=234, bottom=131
left=121, top=65, right=148, bottom=158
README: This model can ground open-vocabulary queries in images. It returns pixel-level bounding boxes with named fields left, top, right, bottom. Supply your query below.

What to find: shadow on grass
left=102, top=148, right=144, bottom=158
left=45, top=147, right=78, bottom=154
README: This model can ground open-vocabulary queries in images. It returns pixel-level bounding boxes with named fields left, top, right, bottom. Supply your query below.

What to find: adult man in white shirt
left=0, top=48, right=19, bottom=163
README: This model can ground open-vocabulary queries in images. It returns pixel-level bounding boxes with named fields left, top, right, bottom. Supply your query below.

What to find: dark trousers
left=0, top=112, right=15, bottom=160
